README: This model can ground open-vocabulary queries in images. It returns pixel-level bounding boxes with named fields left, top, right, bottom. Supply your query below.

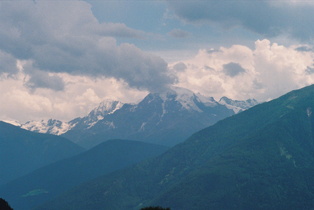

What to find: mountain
left=21, top=119, right=73, bottom=135
left=0, top=121, right=84, bottom=185
left=38, top=85, right=314, bottom=210
left=13, top=87, right=257, bottom=148
left=68, top=100, right=124, bottom=130
left=63, top=87, right=257, bottom=148
left=219, top=96, right=258, bottom=113
left=0, top=139, right=168, bottom=210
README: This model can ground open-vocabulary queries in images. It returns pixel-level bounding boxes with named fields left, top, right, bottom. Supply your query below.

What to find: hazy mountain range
left=2, top=85, right=314, bottom=209
left=18, top=87, right=258, bottom=148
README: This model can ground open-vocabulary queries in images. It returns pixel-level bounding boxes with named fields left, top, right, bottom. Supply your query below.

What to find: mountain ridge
left=36, top=84, right=314, bottom=210
left=7, top=87, right=258, bottom=148
left=62, top=87, right=258, bottom=148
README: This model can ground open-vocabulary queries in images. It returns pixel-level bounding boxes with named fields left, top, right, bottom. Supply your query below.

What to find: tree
left=0, top=198, right=13, bottom=210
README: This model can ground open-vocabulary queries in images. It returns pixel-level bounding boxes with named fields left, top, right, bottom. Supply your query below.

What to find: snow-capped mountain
left=69, top=100, right=124, bottom=130
left=63, top=87, right=258, bottom=148
left=18, top=100, right=124, bottom=136
left=219, top=96, right=259, bottom=113
left=20, top=119, right=73, bottom=135
left=15, top=87, right=258, bottom=148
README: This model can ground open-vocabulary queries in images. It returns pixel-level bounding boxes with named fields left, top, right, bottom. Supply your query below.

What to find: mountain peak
left=90, top=100, right=124, bottom=118
left=153, top=86, right=217, bottom=112
left=219, top=96, right=259, bottom=113
left=20, top=119, right=73, bottom=135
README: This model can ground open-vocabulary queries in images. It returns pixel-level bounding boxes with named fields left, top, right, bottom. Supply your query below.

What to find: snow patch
left=2, top=120, right=21, bottom=126
left=139, top=122, right=147, bottom=131
left=219, top=96, right=258, bottom=114
left=307, top=107, right=312, bottom=117
left=21, top=119, right=74, bottom=135
left=104, top=121, right=115, bottom=129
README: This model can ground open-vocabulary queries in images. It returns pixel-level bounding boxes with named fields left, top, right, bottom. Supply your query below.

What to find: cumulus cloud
left=166, top=0, right=314, bottom=42
left=170, top=39, right=314, bottom=101
left=0, top=1, right=175, bottom=92
left=0, top=72, right=148, bottom=123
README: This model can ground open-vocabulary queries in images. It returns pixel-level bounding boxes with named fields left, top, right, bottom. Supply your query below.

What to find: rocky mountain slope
left=15, top=87, right=257, bottom=148
left=63, top=87, right=258, bottom=148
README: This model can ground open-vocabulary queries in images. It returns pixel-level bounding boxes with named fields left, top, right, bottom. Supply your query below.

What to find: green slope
left=0, top=121, right=84, bottom=185
left=37, top=85, right=314, bottom=210
left=0, top=139, right=168, bottom=210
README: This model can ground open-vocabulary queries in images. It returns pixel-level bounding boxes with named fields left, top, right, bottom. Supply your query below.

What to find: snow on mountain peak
left=20, top=119, right=73, bottom=135
left=84, top=100, right=124, bottom=129
left=157, top=86, right=202, bottom=112
left=195, top=93, right=218, bottom=107
left=219, top=96, right=258, bottom=113
left=159, top=86, right=219, bottom=112
left=91, top=100, right=124, bottom=116
left=2, top=120, right=21, bottom=126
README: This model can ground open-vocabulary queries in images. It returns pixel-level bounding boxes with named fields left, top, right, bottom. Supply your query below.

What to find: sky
left=2, top=0, right=314, bottom=123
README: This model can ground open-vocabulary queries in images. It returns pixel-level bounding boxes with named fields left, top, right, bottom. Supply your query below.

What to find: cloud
left=173, top=62, right=187, bottom=72
left=0, top=1, right=175, bottom=92
left=223, top=62, right=246, bottom=77
left=170, top=39, right=314, bottom=101
left=166, top=0, right=314, bottom=42
left=295, top=46, right=313, bottom=52
left=168, top=29, right=190, bottom=38
left=25, top=70, right=65, bottom=91
left=0, top=72, right=148, bottom=123
left=0, top=50, right=18, bottom=76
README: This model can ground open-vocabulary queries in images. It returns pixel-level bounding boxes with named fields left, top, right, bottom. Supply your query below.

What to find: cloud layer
left=0, top=1, right=175, bottom=92
left=1, top=1, right=314, bottom=123
left=171, top=39, right=314, bottom=101
left=167, top=0, right=314, bottom=42
left=0, top=72, right=148, bottom=123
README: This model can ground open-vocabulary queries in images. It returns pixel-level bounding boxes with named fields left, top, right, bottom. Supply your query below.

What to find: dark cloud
left=223, top=62, right=246, bottom=77
left=295, top=46, right=313, bottom=52
left=0, top=1, right=175, bottom=92
left=167, top=0, right=314, bottom=41
left=306, top=66, right=314, bottom=74
left=0, top=51, right=18, bottom=75
left=173, top=62, right=187, bottom=72
left=22, top=63, right=65, bottom=91
left=25, top=70, right=65, bottom=91
left=168, top=29, right=189, bottom=38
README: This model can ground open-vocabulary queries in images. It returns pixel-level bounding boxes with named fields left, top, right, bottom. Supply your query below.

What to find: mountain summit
left=63, top=87, right=256, bottom=148
left=15, top=87, right=257, bottom=148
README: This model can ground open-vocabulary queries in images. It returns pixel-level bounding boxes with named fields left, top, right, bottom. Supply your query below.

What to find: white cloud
left=0, top=69, right=147, bottom=123
left=171, top=39, right=314, bottom=101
